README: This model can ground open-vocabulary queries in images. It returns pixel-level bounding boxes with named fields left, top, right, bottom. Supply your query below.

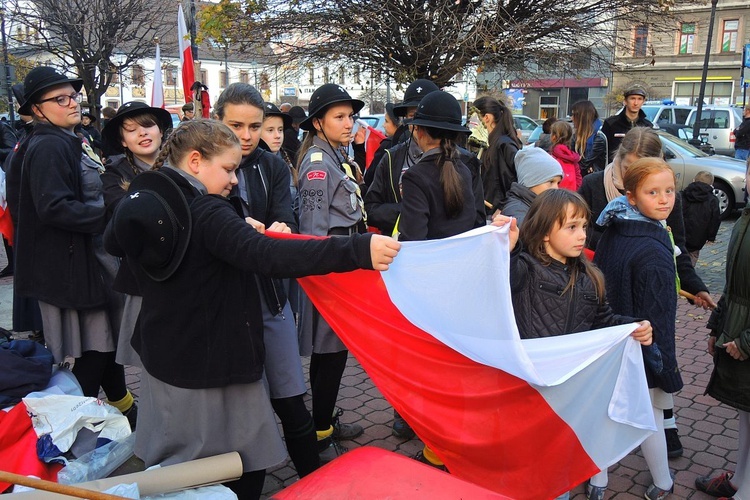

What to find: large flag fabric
left=283, top=225, right=656, bottom=499
left=177, top=4, right=195, bottom=103
left=151, top=43, right=164, bottom=109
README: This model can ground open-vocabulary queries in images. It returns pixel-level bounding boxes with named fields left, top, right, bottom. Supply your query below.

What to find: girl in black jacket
left=473, top=96, right=521, bottom=213
left=105, top=119, right=399, bottom=499
left=493, top=189, right=653, bottom=500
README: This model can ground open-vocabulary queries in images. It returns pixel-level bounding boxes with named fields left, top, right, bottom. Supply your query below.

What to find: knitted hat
left=515, top=147, right=563, bottom=188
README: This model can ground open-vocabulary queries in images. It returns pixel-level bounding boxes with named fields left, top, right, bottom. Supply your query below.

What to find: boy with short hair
left=681, top=170, right=721, bottom=266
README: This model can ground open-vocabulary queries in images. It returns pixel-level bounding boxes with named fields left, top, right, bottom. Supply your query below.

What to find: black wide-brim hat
left=300, top=84, right=365, bottom=131
left=81, top=111, right=96, bottom=122
left=393, top=79, right=440, bottom=117
left=101, top=101, right=173, bottom=155
left=264, top=102, right=293, bottom=129
left=109, top=170, right=191, bottom=282
left=406, top=91, right=469, bottom=133
left=19, top=66, right=83, bottom=115
left=288, top=106, right=307, bottom=124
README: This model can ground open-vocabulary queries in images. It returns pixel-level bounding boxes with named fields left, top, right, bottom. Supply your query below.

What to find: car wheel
left=713, top=180, right=734, bottom=220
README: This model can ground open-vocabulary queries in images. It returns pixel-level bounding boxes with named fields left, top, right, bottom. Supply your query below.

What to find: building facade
left=611, top=0, right=748, bottom=106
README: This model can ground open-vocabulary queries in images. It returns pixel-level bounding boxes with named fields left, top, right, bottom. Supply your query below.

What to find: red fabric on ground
left=0, top=403, right=62, bottom=492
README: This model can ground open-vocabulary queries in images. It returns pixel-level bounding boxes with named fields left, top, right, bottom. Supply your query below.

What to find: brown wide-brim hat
left=19, top=66, right=83, bottom=115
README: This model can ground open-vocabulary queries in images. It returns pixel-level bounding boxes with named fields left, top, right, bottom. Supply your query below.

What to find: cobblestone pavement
left=0, top=213, right=740, bottom=499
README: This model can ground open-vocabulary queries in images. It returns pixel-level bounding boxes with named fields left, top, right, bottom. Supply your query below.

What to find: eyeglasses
left=37, top=92, right=83, bottom=107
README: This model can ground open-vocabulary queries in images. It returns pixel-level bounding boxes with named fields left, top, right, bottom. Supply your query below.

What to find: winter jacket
left=578, top=171, right=708, bottom=296
left=481, top=134, right=519, bottom=213
left=573, top=130, right=607, bottom=175
left=0, top=120, right=18, bottom=163
left=232, top=144, right=298, bottom=316
left=594, top=218, right=683, bottom=393
left=399, top=149, right=477, bottom=241
left=365, top=140, right=485, bottom=236
left=601, top=109, right=653, bottom=162
left=500, top=182, right=536, bottom=227
left=104, top=167, right=375, bottom=389
left=550, top=143, right=582, bottom=190
left=681, top=181, right=721, bottom=252
left=511, top=249, right=635, bottom=339
left=734, top=116, right=750, bottom=151
left=706, top=205, right=750, bottom=411
left=15, top=123, right=108, bottom=309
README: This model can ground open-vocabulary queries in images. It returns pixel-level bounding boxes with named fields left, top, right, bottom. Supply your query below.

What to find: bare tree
left=7, top=0, right=175, bottom=116
left=206, top=0, right=685, bottom=88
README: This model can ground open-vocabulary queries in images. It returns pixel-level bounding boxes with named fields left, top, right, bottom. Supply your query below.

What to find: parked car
left=513, top=114, right=539, bottom=144
left=686, top=106, right=745, bottom=157
left=658, top=123, right=715, bottom=155
left=359, top=114, right=386, bottom=135
left=658, top=130, right=746, bottom=218
left=641, top=101, right=694, bottom=127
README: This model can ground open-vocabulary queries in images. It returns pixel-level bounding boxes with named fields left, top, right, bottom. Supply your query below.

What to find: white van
left=686, top=106, right=744, bottom=157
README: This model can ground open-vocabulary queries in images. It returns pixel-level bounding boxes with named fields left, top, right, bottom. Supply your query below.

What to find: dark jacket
left=601, top=109, right=653, bottom=162
left=500, top=182, right=536, bottom=227
left=282, top=127, right=301, bottom=164
left=706, top=205, right=750, bottom=411
left=15, top=123, right=108, bottom=309
left=231, top=145, right=298, bottom=316
left=578, top=170, right=708, bottom=296
left=0, top=121, right=18, bottom=163
left=573, top=131, right=607, bottom=175
left=81, top=124, right=102, bottom=151
left=594, top=218, right=683, bottom=393
left=101, top=155, right=142, bottom=296
left=481, top=134, right=519, bottom=213
left=511, top=250, right=635, bottom=339
left=365, top=141, right=484, bottom=236
left=399, top=150, right=477, bottom=241
left=681, top=181, right=721, bottom=252
left=104, top=167, right=375, bottom=389
left=735, top=116, right=750, bottom=150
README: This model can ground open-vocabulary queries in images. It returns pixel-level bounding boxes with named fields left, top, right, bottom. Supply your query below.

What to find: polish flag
left=177, top=4, right=195, bottom=103
left=277, top=225, right=656, bottom=499
left=151, top=42, right=165, bottom=109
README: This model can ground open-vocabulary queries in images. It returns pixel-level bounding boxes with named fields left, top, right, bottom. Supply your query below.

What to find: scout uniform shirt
left=297, top=135, right=364, bottom=236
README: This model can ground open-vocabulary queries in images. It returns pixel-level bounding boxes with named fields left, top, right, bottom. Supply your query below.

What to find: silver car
left=659, top=130, right=746, bottom=218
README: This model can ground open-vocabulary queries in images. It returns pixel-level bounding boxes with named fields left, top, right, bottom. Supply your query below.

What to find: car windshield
left=658, top=131, right=709, bottom=158
left=641, top=106, right=660, bottom=122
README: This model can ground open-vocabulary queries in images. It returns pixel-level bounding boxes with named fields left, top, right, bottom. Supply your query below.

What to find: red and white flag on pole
left=356, top=118, right=387, bottom=170
left=272, top=225, right=656, bottom=499
left=177, top=4, right=195, bottom=103
left=151, top=42, right=165, bottom=109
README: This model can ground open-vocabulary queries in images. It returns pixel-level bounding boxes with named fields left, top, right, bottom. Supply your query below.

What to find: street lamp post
left=0, top=3, right=15, bottom=125
left=692, top=0, right=719, bottom=143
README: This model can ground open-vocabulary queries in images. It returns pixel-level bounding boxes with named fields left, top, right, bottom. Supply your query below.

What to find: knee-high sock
left=272, top=395, right=320, bottom=477
left=641, top=404, right=672, bottom=491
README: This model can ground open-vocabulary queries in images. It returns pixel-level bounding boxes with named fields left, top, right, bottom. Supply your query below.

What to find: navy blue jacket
left=594, top=218, right=683, bottom=393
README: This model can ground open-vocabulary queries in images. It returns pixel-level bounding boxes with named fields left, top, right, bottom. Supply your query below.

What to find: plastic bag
left=22, top=394, right=132, bottom=463
left=57, top=432, right=136, bottom=484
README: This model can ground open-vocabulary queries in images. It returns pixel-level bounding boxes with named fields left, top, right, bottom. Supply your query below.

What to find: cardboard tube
left=6, top=452, right=243, bottom=499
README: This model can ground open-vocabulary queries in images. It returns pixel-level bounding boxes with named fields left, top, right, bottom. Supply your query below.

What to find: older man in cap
left=601, top=86, right=653, bottom=162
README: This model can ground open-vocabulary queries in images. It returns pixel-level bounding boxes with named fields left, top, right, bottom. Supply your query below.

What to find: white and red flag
left=276, top=225, right=656, bottom=499
left=151, top=42, right=165, bottom=109
left=356, top=119, right=387, bottom=170
left=177, top=4, right=195, bottom=103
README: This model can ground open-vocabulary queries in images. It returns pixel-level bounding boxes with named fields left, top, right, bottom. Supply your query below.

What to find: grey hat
left=623, top=86, right=647, bottom=99
left=515, top=147, right=563, bottom=188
